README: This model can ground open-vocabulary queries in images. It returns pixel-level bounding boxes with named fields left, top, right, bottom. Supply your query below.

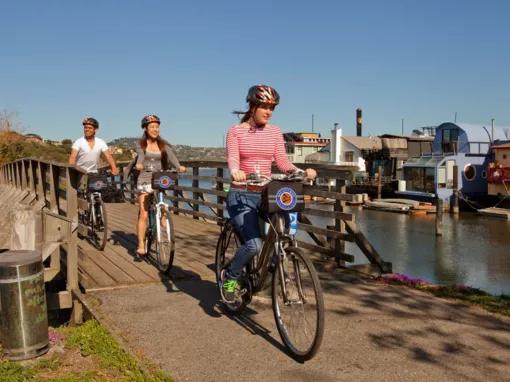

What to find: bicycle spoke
left=272, top=247, right=324, bottom=361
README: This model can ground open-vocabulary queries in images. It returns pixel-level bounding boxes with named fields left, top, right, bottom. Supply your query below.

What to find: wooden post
left=451, top=165, right=459, bottom=215
left=65, top=167, right=80, bottom=292
left=28, top=160, right=35, bottom=194
left=377, top=165, right=382, bottom=200
left=216, top=167, right=224, bottom=223
left=192, top=167, right=199, bottom=220
left=21, top=160, right=28, bottom=190
left=8, top=164, right=13, bottom=185
left=15, top=162, right=21, bottom=189
left=334, top=178, right=346, bottom=267
left=48, top=165, right=60, bottom=213
left=10, top=164, right=13, bottom=184
left=435, top=197, right=443, bottom=236
left=36, top=161, right=45, bottom=202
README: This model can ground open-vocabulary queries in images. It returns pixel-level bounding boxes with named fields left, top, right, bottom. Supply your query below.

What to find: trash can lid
left=0, top=250, right=42, bottom=267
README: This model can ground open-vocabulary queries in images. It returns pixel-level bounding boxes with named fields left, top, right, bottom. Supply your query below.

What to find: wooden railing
left=116, top=160, right=391, bottom=273
left=0, top=158, right=86, bottom=322
left=0, top=158, right=391, bottom=312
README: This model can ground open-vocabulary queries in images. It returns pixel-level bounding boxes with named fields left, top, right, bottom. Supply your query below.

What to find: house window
left=503, top=154, right=507, bottom=160
left=296, top=147, right=303, bottom=156
left=403, top=167, right=435, bottom=193
left=442, top=128, right=459, bottom=153
left=437, top=167, right=446, bottom=188
left=344, top=151, right=354, bottom=162
left=464, top=164, right=476, bottom=181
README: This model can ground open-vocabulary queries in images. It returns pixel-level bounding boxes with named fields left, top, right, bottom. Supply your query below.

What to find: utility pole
left=454, top=112, right=457, bottom=123
left=491, top=118, right=495, bottom=142
left=401, top=118, right=404, bottom=136
left=312, top=114, right=314, bottom=133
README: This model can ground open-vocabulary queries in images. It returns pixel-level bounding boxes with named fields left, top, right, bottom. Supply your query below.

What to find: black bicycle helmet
left=82, top=117, right=99, bottom=129
left=141, top=114, right=161, bottom=129
left=246, top=85, right=280, bottom=106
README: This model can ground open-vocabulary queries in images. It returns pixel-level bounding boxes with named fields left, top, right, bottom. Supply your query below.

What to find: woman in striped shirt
left=222, top=85, right=316, bottom=302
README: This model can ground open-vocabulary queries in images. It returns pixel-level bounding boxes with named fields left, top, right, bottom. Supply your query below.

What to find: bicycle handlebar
left=234, top=170, right=307, bottom=186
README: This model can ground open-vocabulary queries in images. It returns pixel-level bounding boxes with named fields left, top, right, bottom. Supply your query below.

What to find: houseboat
left=397, top=122, right=508, bottom=207
left=488, top=142, right=510, bottom=198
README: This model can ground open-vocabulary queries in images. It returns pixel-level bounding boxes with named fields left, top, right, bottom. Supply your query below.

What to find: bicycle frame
left=247, top=213, right=293, bottom=294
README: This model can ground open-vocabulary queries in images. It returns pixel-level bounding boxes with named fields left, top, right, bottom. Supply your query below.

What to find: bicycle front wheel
left=155, top=206, right=175, bottom=273
left=272, top=246, right=325, bottom=362
left=91, top=198, right=108, bottom=251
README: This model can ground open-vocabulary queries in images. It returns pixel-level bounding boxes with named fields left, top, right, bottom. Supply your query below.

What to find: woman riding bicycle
left=135, top=114, right=185, bottom=259
left=223, top=84, right=317, bottom=301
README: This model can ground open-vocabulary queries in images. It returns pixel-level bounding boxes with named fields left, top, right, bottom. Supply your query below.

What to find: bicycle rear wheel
left=215, top=221, right=249, bottom=314
left=91, top=198, right=108, bottom=251
left=272, top=246, right=324, bottom=362
left=155, top=206, right=175, bottom=273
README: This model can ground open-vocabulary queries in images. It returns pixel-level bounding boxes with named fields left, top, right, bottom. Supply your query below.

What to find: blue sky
left=1, top=0, right=509, bottom=146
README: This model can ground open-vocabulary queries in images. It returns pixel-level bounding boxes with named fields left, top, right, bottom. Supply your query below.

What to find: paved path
left=84, top=207, right=510, bottom=381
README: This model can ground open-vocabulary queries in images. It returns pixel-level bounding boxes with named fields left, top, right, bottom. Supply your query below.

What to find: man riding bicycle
left=68, top=117, right=119, bottom=176
left=223, top=85, right=317, bottom=301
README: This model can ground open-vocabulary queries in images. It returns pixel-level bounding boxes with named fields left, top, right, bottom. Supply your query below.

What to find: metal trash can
left=0, top=250, right=49, bottom=360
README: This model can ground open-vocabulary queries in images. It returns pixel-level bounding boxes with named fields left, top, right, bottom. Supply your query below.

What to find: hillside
left=0, top=131, right=71, bottom=165
left=109, top=137, right=226, bottom=161
left=0, top=132, right=226, bottom=166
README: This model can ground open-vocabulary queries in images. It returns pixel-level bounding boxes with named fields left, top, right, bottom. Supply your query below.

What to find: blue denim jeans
left=226, top=189, right=263, bottom=279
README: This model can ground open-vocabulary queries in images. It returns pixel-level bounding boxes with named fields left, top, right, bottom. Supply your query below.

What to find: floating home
left=488, top=142, right=510, bottom=198
left=398, top=122, right=508, bottom=205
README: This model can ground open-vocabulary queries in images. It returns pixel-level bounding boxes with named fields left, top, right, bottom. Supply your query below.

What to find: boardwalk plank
left=78, top=244, right=137, bottom=285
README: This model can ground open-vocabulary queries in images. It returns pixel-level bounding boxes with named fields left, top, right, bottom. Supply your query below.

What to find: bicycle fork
left=277, top=248, right=307, bottom=305
left=155, top=192, right=170, bottom=244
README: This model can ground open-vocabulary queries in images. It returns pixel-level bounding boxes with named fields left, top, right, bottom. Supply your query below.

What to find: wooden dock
left=478, top=207, right=510, bottom=220
left=78, top=202, right=219, bottom=291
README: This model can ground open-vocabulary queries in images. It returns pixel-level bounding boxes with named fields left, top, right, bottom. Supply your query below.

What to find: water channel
left=342, top=206, right=510, bottom=296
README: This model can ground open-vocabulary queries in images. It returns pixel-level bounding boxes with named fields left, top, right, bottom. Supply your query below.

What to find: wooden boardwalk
left=78, top=202, right=221, bottom=291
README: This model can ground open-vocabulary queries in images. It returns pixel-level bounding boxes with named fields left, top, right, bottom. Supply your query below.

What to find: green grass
left=62, top=320, right=173, bottom=382
left=421, top=284, right=510, bottom=316
left=0, top=320, right=173, bottom=382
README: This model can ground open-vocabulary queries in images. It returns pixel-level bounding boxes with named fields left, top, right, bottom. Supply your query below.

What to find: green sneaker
left=222, top=277, right=239, bottom=303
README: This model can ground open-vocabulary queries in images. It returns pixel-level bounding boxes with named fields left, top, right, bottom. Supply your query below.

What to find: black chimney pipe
left=356, top=108, right=362, bottom=136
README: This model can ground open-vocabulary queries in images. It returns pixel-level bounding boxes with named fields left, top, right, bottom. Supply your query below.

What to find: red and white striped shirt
left=226, top=123, right=297, bottom=177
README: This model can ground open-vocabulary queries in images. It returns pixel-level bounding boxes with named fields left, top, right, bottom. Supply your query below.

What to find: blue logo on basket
left=159, top=175, right=172, bottom=189
left=92, top=180, right=105, bottom=190
left=275, top=187, right=297, bottom=210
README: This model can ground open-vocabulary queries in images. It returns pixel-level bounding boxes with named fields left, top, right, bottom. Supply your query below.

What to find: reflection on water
left=342, top=207, right=510, bottom=295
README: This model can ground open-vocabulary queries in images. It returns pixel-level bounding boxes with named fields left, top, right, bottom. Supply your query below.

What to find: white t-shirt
left=72, top=137, right=108, bottom=173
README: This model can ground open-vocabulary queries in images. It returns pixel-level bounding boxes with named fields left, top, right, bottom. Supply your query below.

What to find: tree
left=0, top=109, right=23, bottom=132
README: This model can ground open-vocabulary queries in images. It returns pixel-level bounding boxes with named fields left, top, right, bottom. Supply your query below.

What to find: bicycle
left=78, top=172, right=109, bottom=251
left=215, top=171, right=325, bottom=362
left=143, top=170, right=177, bottom=274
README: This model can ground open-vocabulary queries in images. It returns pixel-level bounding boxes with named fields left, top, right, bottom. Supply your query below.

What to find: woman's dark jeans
left=225, top=189, right=263, bottom=279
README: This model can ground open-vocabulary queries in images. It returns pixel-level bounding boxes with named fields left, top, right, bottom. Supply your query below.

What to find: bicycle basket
left=260, top=181, right=304, bottom=213
left=151, top=171, right=177, bottom=190
left=87, top=174, right=108, bottom=191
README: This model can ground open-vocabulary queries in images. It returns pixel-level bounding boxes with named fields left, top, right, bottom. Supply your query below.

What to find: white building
left=284, top=132, right=330, bottom=163
left=305, top=125, right=381, bottom=172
